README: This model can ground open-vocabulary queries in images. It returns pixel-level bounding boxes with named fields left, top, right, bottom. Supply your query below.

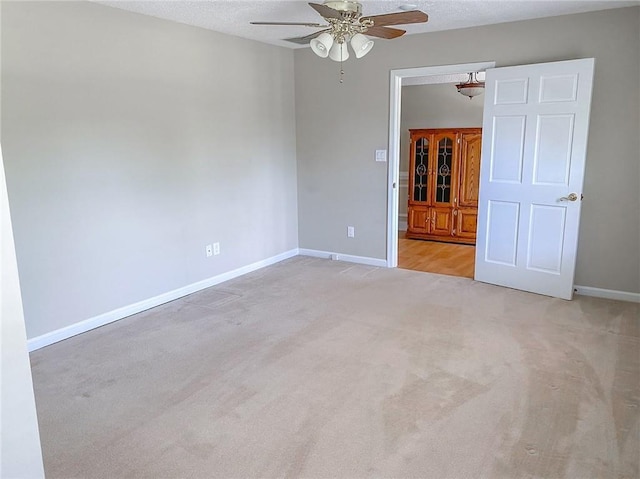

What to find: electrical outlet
left=206, top=244, right=213, bottom=257
left=213, top=242, right=220, bottom=255
left=347, top=226, right=355, bottom=238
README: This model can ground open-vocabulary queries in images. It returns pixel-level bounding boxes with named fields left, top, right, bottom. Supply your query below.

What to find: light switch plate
left=375, top=149, right=387, bottom=162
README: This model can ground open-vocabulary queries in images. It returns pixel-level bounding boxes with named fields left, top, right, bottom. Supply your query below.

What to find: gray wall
left=295, top=7, right=640, bottom=294
left=399, top=83, right=484, bottom=220
left=2, top=1, right=298, bottom=339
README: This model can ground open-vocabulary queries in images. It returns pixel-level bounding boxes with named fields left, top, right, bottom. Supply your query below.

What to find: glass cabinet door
left=411, top=136, right=430, bottom=203
left=432, top=133, right=457, bottom=206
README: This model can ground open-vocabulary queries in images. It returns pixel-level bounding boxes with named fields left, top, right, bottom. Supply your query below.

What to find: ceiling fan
left=251, top=1, right=428, bottom=61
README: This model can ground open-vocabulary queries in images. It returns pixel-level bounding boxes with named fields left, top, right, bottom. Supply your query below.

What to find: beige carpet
left=31, top=257, right=639, bottom=478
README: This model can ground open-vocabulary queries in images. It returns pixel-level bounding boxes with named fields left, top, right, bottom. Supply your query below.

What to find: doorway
left=388, top=59, right=594, bottom=299
left=386, top=62, right=495, bottom=278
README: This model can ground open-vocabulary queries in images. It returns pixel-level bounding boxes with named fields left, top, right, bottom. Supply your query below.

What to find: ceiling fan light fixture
left=250, top=1, right=428, bottom=81
left=350, top=33, right=374, bottom=58
left=456, top=72, right=485, bottom=99
left=310, top=32, right=334, bottom=58
left=328, top=41, right=349, bottom=62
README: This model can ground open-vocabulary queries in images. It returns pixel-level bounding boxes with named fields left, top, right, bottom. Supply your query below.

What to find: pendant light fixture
left=456, top=72, right=485, bottom=99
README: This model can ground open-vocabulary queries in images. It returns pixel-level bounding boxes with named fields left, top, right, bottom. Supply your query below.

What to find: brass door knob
left=559, top=193, right=578, bottom=202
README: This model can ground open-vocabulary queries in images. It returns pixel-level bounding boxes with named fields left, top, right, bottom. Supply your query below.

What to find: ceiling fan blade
left=250, top=21, right=325, bottom=27
left=365, top=26, right=406, bottom=39
left=308, top=2, right=343, bottom=20
left=283, top=28, right=331, bottom=45
left=362, top=10, right=428, bottom=27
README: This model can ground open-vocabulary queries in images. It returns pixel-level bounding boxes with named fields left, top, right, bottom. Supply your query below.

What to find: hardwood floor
left=398, top=231, right=475, bottom=278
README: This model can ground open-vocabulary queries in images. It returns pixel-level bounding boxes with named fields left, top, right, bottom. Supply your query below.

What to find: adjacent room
left=397, top=75, right=484, bottom=278
left=2, top=1, right=639, bottom=478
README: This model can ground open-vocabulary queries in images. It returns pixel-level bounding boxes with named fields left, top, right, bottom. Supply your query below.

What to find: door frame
left=386, top=61, right=496, bottom=267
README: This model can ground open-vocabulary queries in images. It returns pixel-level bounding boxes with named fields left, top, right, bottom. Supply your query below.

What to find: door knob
left=559, top=193, right=578, bottom=202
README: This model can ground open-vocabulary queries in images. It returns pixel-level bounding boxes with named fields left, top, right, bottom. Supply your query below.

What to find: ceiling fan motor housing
left=324, top=1, right=362, bottom=18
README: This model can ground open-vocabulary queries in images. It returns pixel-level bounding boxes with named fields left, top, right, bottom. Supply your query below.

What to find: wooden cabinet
left=407, top=128, right=482, bottom=245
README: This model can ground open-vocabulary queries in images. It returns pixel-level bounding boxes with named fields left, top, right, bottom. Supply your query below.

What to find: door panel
left=526, top=204, right=566, bottom=273
left=539, top=74, right=578, bottom=102
left=484, top=200, right=520, bottom=266
left=495, top=78, right=529, bottom=104
left=456, top=208, right=478, bottom=240
left=489, top=116, right=525, bottom=184
left=533, top=114, right=574, bottom=185
left=430, top=207, right=453, bottom=236
left=475, top=58, right=595, bottom=299
left=459, top=133, right=482, bottom=207
left=408, top=206, right=429, bottom=234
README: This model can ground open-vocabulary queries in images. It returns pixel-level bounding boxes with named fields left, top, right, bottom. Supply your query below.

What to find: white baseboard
left=35, top=250, right=637, bottom=352
left=27, top=249, right=299, bottom=352
left=574, top=285, right=640, bottom=303
left=298, top=248, right=387, bottom=268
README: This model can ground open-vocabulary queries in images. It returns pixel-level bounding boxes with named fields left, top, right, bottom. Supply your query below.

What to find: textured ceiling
left=94, top=0, right=639, bottom=49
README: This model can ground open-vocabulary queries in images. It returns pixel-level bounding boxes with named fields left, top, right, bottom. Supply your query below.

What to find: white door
left=475, top=58, right=595, bottom=300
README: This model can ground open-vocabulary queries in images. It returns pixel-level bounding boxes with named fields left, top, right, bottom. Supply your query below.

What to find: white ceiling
left=94, top=0, right=639, bottom=49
